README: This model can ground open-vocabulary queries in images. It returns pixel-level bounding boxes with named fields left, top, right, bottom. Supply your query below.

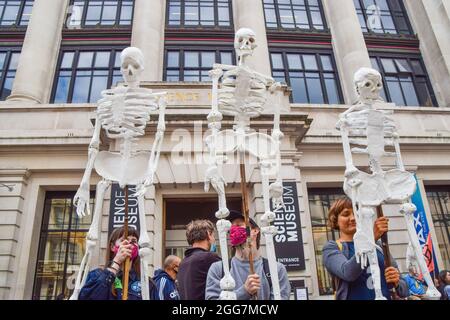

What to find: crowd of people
left=77, top=200, right=450, bottom=301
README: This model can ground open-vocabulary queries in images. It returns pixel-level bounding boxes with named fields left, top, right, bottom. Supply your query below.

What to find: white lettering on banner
left=274, top=185, right=298, bottom=243
left=413, top=213, right=426, bottom=245
left=110, top=185, right=139, bottom=231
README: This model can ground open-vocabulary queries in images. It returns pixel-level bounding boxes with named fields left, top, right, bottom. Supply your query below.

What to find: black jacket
left=177, top=247, right=221, bottom=300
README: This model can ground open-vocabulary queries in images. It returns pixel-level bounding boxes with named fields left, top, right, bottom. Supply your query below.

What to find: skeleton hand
left=269, top=182, right=284, bottom=210
left=353, top=231, right=374, bottom=269
left=204, top=165, right=227, bottom=194
left=74, top=183, right=91, bottom=217
left=133, top=174, right=153, bottom=198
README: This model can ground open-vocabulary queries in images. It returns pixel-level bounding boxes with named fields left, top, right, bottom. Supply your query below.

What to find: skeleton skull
left=234, top=28, right=257, bottom=61
left=120, top=47, right=144, bottom=85
left=354, top=67, right=383, bottom=103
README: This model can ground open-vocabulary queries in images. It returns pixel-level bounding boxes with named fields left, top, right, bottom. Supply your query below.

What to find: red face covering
left=113, top=242, right=139, bottom=261
left=229, top=225, right=247, bottom=247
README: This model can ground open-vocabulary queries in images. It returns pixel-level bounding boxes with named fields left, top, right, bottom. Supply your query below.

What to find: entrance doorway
left=164, top=197, right=241, bottom=259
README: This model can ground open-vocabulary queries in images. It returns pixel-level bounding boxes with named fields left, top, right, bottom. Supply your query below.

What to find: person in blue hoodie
left=152, top=255, right=181, bottom=300
left=78, top=226, right=155, bottom=300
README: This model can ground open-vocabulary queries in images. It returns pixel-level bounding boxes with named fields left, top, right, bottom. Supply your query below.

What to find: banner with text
left=411, top=175, right=439, bottom=276
left=108, top=184, right=140, bottom=238
left=271, top=182, right=306, bottom=271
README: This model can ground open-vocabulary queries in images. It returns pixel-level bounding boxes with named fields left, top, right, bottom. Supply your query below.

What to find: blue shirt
left=403, top=274, right=426, bottom=295
left=347, top=242, right=391, bottom=300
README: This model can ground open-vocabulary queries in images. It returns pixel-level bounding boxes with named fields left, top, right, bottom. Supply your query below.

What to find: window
left=270, top=51, right=342, bottom=104
left=426, top=187, right=450, bottom=270
left=263, top=0, right=326, bottom=31
left=32, top=192, right=94, bottom=300
left=52, top=49, right=123, bottom=104
left=353, top=0, right=413, bottom=35
left=0, top=50, right=20, bottom=100
left=0, top=0, right=33, bottom=27
left=370, top=55, right=436, bottom=107
left=67, top=0, right=134, bottom=28
left=164, top=49, right=234, bottom=82
left=167, top=0, right=232, bottom=27
left=308, top=188, right=344, bottom=296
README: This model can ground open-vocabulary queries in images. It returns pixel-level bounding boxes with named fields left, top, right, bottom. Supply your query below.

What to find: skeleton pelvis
left=94, top=151, right=150, bottom=186
left=344, top=169, right=416, bottom=206
left=213, top=130, right=279, bottom=159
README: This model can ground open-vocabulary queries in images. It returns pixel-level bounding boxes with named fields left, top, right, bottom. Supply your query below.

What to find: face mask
left=210, top=242, right=217, bottom=253
left=113, top=243, right=139, bottom=261
left=229, top=225, right=247, bottom=247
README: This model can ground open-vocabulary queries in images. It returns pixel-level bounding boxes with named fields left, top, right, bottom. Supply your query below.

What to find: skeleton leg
left=368, top=250, right=386, bottom=300
left=400, top=203, right=441, bottom=299
left=260, top=162, right=282, bottom=300
left=217, top=219, right=236, bottom=300
left=70, top=179, right=110, bottom=300
left=137, top=192, right=152, bottom=300
left=353, top=206, right=385, bottom=300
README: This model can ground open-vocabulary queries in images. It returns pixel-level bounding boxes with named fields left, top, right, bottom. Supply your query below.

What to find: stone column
left=7, top=0, right=68, bottom=104
left=0, top=169, right=30, bottom=300
left=232, top=0, right=271, bottom=75
left=322, top=0, right=372, bottom=104
left=403, top=0, right=450, bottom=107
left=131, top=0, right=166, bottom=81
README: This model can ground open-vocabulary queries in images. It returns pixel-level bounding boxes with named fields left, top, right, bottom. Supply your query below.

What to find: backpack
left=221, top=258, right=273, bottom=291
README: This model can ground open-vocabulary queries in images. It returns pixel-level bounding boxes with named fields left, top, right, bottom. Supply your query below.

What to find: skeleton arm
left=74, top=114, right=102, bottom=217
left=133, top=94, right=167, bottom=197
left=268, top=82, right=285, bottom=209
left=337, top=114, right=358, bottom=176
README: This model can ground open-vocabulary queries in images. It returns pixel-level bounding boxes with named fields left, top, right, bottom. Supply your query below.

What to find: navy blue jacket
left=323, top=240, right=409, bottom=300
left=152, top=269, right=180, bottom=300
left=79, top=268, right=144, bottom=300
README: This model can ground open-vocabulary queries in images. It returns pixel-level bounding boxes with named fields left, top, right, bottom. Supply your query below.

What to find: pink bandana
left=113, top=243, right=139, bottom=261
left=230, top=225, right=247, bottom=247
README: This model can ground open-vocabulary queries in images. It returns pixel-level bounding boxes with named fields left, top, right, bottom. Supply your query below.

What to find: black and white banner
left=271, top=182, right=306, bottom=271
left=108, top=184, right=140, bottom=238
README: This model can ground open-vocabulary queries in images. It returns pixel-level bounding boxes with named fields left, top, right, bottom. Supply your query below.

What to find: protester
left=322, top=197, right=409, bottom=300
left=177, top=219, right=221, bottom=300
left=437, top=270, right=450, bottom=300
left=205, top=210, right=291, bottom=300
left=79, top=226, right=152, bottom=300
left=152, top=255, right=181, bottom=300
left=403, top=266, right=427, bottom=299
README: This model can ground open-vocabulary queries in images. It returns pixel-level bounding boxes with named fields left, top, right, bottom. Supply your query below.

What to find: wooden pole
left=240, top=160, right=258, bottom=300
left=376, top=205, right=402, bottom=300
left=122, top=185, right=130, bottom=300
left=240, top=161, right=255, bottom=275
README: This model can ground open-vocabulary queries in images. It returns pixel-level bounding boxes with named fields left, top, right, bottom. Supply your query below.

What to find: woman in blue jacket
left=79, top=226, right=150, bottom=300
left=322, top=197, right=409, bottom=300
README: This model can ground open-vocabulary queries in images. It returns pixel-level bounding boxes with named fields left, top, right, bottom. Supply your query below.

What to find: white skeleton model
left=69, top=47, right=167, bottom=300
left=337, top=67, right=441, bottom=300
left=204, top=28, right=285, bottom=300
